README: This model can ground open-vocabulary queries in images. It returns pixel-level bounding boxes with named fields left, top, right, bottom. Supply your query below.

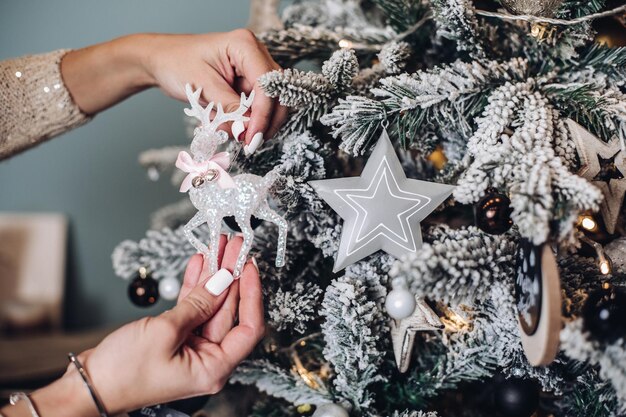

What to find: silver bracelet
left=68, top=352, right=110, bottom=417
left=9, top=392, right=40, bottom=417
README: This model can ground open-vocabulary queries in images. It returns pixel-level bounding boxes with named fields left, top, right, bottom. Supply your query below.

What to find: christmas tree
left=113, top=0, right=626, bottom=416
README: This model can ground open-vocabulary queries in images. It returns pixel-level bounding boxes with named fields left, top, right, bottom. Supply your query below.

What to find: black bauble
left=494, top=378, right=539, bottom=417
left=583, top=286, right=626, bottom=344
left=128, top=271, right=159, bottom=307
left=223, top=215, right=263, bottom=232
left=475, top=191, right=513, bottom=235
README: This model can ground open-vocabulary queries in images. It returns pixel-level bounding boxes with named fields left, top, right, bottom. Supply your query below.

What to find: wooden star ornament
left=390, top=296, right=444, bottom=373
left=567, top=119, right=626, bottom=234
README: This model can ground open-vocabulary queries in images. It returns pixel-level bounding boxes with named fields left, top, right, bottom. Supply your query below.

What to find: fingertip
left=188, top=253, right=204, bottom=269
left=244, top=87, right=274, bottom=144
left=180, top=253, right=204, bottom=302
left=240, top=259, right=262, bottom=292
left=265, top=104, right=289, bottom=140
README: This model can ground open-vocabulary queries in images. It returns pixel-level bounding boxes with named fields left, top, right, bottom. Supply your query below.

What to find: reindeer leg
left=183, top=212, right=209, bottom=255
left=233, top=216, right=253, bottom=277
left=255, top=204, right=288, bottom=268
left=206, top=216, right=222, bottom=276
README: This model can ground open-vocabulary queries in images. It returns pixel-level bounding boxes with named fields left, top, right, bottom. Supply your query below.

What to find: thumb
left=160, top=270, right=233, bottom=340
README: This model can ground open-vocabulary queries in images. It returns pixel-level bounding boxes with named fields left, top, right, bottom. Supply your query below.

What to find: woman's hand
left=62, top=30, right=287, bottom=151
left=11, top=235, right=264, bottom=417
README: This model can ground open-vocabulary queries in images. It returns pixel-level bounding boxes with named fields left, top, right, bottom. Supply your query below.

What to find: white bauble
left=385, top=287, right=416, bottom=320
left=158, top=277, right=181, bottom=301
left=312, top=403, right=349, bottom=417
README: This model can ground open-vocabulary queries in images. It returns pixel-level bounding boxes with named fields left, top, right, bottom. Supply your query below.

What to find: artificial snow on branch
left=260, top=24, right=395, bottom=66
left=260, top=49, right=359, bottom=138
left=561, top=319, right=626, bottom=413
left=231, top=359, right=332, bottom=405
left=353, top=41, right=412, bottom=94
left=268, top=282, right=323, bottom=334
left=321, top=275, right=386, bottom=411
left=454, top=80, right=602, bottom=245
left=430, top=0, right=485, bottom=57
left=389, top=225, right=517, bottom=305
left=322, top=57, right=529, bottom=155
left=112, top=227, right=201, bottom=280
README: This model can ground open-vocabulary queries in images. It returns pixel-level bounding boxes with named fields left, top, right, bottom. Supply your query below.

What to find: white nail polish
left=204, top=269, right=234, bottom=296
left=232, top=120, right=245, bottom=141
left=244, top=132, right=264, bottom=156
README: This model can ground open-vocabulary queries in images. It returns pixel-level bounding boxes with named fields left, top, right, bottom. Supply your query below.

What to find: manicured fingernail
left=204, top=269, right=234, bottom=296
left=251, top=257, right=259, bottom=272
left=232, top=120, right=245, bottom=141
left=244, top=132, right=264, bottom=156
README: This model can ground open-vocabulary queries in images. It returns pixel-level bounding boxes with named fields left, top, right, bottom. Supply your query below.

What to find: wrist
left=110, top=33, right=157, bottom=90
left=62, top=34, right=156, bottom=114
left=21, top=370, right=100, bottom=417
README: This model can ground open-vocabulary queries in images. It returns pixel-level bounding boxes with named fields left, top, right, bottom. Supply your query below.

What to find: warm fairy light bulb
left=581, top=216, right=597, bottom=231
left=138, top=266, right=149, bottom=278
left=600, top=259, right=612, bottom=275
left=338, top=39, right=353, bottom=48
left=442, top=309, right=470, bottom=331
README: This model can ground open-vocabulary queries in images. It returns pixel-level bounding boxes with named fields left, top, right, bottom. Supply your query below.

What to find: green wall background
left=0, top=1, right=251, bottom=329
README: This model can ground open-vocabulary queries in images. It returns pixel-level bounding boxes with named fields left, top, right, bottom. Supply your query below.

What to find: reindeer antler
left=183, top=83, right=254, bottom=136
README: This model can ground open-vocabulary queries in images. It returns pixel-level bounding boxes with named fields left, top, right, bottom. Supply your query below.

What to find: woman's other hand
left=59, top=235, right=263, bottom=415
left=62, top=31, right=287, bottom=151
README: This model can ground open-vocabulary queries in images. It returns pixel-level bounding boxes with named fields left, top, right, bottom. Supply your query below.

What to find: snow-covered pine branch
left=454, top=80, right=602, bottom=245
left=389, top=225, right=517, bottom=305
left=322, top=57, right=529, bottom=155
left=260, top=49, right=359, bottom=138
left=111, top=227, right=201, bottom=280
left=268, top=282, right=323, bottom=334
left=321, top=275, right=386, bottom=411
left=260, top=24, right=394, bottom=66
left=561, top=319, right=626, bottom=413
left=231, top=359, right=332, bottom=405
left=430, top=0, right=485, bottom=58
left=353, top=41, right=412, bottom=94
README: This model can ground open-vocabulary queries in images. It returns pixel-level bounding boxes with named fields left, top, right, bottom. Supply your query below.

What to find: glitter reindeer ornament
left=177, top=84, right=287, bottom=278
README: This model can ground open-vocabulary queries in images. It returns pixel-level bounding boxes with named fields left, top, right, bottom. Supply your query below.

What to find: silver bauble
left=500, top=0, right=564, bottom=17
left=312, top=403, right=350, bottom=417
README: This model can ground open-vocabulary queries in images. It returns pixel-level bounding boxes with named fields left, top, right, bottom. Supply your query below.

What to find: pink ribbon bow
left=175, top=151, right=236, bottom=192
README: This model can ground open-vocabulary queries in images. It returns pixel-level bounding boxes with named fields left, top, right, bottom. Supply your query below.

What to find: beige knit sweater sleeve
left=0, top=50, right=91, bottom=160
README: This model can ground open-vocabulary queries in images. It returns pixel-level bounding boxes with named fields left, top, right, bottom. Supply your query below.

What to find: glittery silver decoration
left=390, top=296, right=443, bottom=373
left=180, top=84, right=287, bottom=277
left=309, top=130, right=455, bottom=272
left=500, top=0, right=564, bottom=16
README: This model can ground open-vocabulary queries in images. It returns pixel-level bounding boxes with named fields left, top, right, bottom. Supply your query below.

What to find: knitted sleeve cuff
left=0, top=49, right=91, bottom=160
